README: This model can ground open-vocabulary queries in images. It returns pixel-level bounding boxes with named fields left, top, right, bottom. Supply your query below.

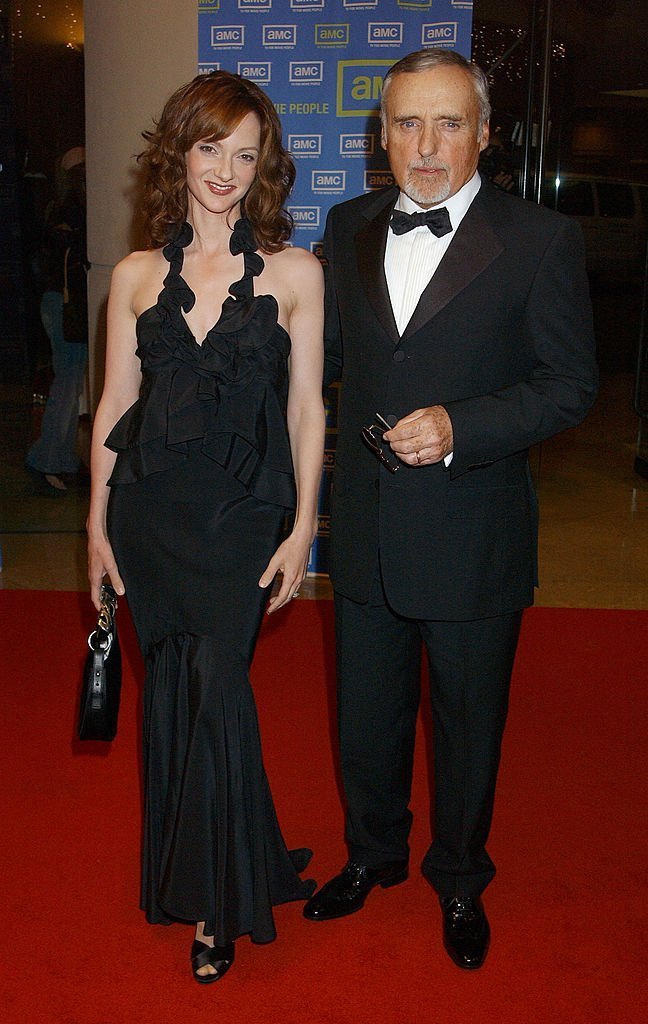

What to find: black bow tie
left=390, top=207, right=452, bottom=237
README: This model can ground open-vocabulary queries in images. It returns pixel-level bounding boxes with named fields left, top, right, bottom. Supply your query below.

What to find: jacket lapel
left=355, top=188, right=400, bottom=346
left=402, top=188, right=504, bottom=341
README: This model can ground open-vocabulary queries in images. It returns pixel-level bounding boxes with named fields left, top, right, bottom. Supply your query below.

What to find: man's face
left=381, top=65, right=489, bottom=208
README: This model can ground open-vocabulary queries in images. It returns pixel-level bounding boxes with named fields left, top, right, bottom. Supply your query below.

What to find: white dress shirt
left=383, top=172, right=482, bottom=465
left=384, top=171, right=482, bottom=336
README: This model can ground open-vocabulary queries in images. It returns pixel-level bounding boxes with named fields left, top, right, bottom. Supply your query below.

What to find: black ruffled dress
left=106, top=219, right=315, bottom=944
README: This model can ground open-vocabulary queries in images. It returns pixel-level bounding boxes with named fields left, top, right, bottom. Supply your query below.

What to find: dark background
left=1, top=0, right=647, bottom=383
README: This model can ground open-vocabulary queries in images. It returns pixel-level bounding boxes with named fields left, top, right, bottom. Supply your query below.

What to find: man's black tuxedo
left=322, top=179, right=598, bottom=895
left=324, top=180, right=598, bottom=620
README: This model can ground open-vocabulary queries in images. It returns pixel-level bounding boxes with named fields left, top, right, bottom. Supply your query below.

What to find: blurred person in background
left=25, top=145, right=88, bottom=492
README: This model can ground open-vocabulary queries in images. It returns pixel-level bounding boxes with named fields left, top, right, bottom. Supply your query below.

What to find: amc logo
left=199, top=1, right=220, bottom=10
left=291, top=0, right=324, bottom=9
left=288, top=134, right=322, bottom=157
left=290, top=61, right=324, bottom=85
left=287, top=206, right=321, bottom=228
left=238, top=0, right=272, bottom=10
left=343, top=0, right=378, bottom=8
left=312, top=170, right=347, bottom=194
left=336, top=59, right=394, bottom=118
left=422, top=22, right=458, bottom=47
left=310, top=240, right=326, bottom=262
left=364, top=170, right=395, bottom=191
left=315, top=24, right=350, bottom=46
left=339, top=134, right=375, bottom=156
left=237, top=62, right=271, bottom=84
left=198, top=63, right=221, bottom=75
left=262, top=25, right=297, bottom=47
left=211, top=25, right=244, bottom=48
left=317, top=513, right=331, bottom=536
left=368, top=23, right=404, bottom=46
left=397, top=0, right=432, bottom=9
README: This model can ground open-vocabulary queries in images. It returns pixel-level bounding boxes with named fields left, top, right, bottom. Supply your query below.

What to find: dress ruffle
left=106, top=219, right=296, bottom=510
left=141, top=632, right=316, bottom=944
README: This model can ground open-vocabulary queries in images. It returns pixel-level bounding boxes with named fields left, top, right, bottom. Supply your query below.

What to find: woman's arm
left=259, top=249, right=325, bottom=613
left=87, top=256, right=144, bottom=609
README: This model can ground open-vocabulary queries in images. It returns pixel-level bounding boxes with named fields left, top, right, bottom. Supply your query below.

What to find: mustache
left=409, top=160, right=448, bottom=173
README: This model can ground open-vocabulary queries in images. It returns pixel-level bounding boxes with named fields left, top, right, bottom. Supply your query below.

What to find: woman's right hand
left=87, top=529, right=125, bottom=610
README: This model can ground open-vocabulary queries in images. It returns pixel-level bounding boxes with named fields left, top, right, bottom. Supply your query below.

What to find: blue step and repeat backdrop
left=197, top=0, right=474, bottom=572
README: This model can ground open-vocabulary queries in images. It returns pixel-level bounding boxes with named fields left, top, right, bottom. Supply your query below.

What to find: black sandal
left=190, top=940, right=235, bottom=985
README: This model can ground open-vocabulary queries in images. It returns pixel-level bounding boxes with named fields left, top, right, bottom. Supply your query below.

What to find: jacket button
left=386, top=414, right=397, bottom=427
left=393, top=350, right=405, bottom=362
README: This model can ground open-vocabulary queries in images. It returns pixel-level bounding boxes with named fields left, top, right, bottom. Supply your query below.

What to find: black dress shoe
left=303, top=860, right=408, bottom=921
left=440, top=895, right=490, bottom=969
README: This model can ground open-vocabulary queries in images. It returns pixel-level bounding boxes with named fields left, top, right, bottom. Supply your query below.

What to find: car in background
left=542, top=175, right=648, bottom=280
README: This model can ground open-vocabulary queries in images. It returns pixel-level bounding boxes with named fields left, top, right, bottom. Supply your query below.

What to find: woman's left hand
left=258, top=530, right=312, bottom=613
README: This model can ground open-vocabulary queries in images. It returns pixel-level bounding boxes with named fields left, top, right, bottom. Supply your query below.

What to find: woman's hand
left=87, top=528, right=125, bottom=610
left=258, top=528, right=313, bottom=614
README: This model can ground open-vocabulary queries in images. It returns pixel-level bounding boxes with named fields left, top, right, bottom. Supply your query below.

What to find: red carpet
left=0, top=591, right=646, bottom=1023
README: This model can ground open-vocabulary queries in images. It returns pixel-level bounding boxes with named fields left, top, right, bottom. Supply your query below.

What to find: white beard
left=404, top=163, right=451, bottom=207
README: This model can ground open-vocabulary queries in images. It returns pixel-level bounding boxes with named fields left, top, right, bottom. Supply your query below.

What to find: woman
left=87, top=72, right=325, bottom=983
left=26, top=147, right=88, bottom=491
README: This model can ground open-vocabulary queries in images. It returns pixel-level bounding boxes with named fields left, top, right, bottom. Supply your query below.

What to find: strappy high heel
left=190, top=940, right=235, bottom=984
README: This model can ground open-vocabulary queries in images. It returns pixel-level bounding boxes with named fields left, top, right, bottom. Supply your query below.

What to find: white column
left=84, top=0, right=197, bottom=408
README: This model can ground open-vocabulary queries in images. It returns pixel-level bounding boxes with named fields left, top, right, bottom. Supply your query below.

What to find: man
left=303, top=49, right=598, bottom=969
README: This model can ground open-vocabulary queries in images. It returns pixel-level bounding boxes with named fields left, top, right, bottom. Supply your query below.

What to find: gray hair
left=381, top=49, right=491, bottom=138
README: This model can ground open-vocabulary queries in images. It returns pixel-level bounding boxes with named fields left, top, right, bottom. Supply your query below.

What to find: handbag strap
left=63, top=247, right=70, bottom=303
left=97, top=583, right=118, bottom=632
left=88, top=584, right=118, bottom=653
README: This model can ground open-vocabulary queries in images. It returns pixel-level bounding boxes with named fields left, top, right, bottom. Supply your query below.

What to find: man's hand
left=384, top=406, right=453, bottom=467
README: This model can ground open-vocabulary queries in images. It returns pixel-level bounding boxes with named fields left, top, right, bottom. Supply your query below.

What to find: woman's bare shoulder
left=110, top=249, right=167, bottom=316
left=112, top=247, right=165, bottom=284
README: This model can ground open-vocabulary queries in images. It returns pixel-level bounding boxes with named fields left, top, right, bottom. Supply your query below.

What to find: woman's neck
left=186, top=201, right=242, bottom=257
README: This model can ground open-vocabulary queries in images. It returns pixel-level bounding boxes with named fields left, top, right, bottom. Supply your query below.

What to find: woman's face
left=185, top=111, right=261, bottom=218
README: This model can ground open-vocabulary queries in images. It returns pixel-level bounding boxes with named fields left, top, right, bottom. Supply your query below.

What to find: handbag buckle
left=87, top=627, right=113, bottom=658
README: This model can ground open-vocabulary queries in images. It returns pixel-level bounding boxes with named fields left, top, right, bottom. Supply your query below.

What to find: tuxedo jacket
left=323, top=180, right=598, bottom=621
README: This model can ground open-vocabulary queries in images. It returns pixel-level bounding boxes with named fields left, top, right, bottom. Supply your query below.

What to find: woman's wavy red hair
left=138, top=71, right=295, bottom=252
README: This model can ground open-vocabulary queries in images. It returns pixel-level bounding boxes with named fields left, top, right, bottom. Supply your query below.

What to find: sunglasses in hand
left=361, top=413, right=400, bottom=474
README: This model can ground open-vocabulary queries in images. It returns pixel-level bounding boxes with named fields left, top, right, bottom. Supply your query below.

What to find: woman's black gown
left=105, top=219, right=315, bottom=945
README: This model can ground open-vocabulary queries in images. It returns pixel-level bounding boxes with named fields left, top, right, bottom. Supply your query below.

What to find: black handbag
left=62, top=245, right=88, bottom=344
left=77, top=583, right=122, bottom=741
